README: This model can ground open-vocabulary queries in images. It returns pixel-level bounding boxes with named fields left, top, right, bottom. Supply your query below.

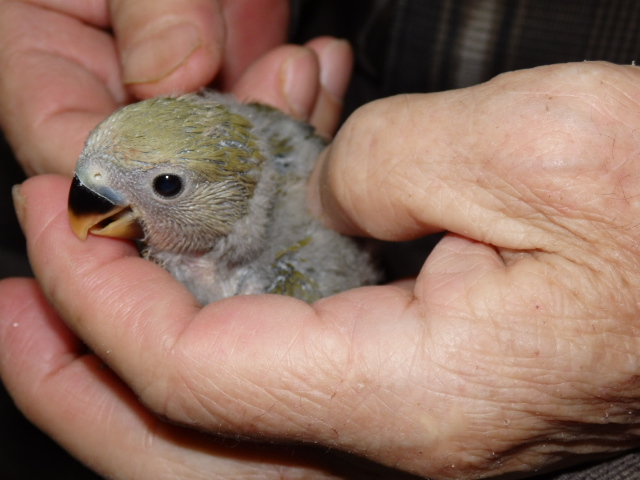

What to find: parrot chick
left=68, top=91, right=378, bottom=304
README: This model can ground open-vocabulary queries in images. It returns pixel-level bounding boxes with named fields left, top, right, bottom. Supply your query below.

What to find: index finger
left=109, top=0, right=226, bottom=98
left=0, top=1, right=126, bottom=175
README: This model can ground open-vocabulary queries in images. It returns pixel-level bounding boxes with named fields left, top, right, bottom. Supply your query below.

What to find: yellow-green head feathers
left=88, top=95, right=264, bottom=199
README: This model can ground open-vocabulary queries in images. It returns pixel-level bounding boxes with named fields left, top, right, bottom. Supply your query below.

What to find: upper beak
left=68, top=175, right=143, bottom=240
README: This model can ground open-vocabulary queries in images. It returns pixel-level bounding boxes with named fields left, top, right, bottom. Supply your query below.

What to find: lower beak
left=68, top=175, right=144, bottom=240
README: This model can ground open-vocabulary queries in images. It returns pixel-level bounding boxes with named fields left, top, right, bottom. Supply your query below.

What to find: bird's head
left=68, top=95, right=266, bottom=255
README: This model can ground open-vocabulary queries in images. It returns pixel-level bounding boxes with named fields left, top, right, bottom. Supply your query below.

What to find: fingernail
left=317, top=39, right=351, bottom=103
left=281, top=48, right=316, bottom=120
left=122, top=22, right=202, bottom=85
left=11, top=184, right=26, bottom=230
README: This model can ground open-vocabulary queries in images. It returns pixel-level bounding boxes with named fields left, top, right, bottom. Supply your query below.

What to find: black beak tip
left=68, top=175, right=116, bottom=214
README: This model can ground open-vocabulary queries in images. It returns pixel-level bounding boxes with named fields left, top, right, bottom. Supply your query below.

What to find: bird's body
left=68, top=92, right=378, bottom=304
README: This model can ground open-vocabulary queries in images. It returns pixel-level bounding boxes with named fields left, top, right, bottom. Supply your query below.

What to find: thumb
left=110, top=0, right=225, bottom=99
left=308, top=65, right=607, bottom=253
left=308, top=90, right=489, bottom=242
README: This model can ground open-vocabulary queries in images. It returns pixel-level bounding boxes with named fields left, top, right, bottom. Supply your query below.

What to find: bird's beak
left=68, top=175, right=144, bottom=240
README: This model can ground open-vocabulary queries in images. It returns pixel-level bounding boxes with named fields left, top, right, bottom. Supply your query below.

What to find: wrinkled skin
left=2, top=2, right=640, bottom=479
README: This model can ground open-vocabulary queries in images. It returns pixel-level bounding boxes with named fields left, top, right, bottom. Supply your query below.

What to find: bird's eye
left=153, top=174, right=183, bottom=198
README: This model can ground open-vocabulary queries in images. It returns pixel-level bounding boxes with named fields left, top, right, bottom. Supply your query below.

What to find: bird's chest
left=151, top=251, right=267, bottom=304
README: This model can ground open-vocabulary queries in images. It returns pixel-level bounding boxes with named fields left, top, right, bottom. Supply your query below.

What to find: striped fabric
left=291, top=0, right=640, bottom=114
left=385, top=0, right=640, bottom=91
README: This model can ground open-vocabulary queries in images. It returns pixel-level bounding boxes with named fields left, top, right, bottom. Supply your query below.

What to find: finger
left=17, top=175, right=293, bottom=417
left=216, top=0, right=289, bottom=88
left=110, top=0, right=225, bottom=99
left=231, top=44, right=320, bottom=121
left=0, top=279, right=344, bottom=479
left=0, top=278, right=152, bottom=478
left=306, top=37, right=354, bottom=138
left=16, top=0, right=110, bottom=26
left=307, top=89, right=511, bottom=242
left=413, top=233, right=505, bottom=306
left=0, top=2, right=126, bottom=175
left=231, top=37, right=352, bottom=136
left=308, top=62, right=640, bottom=257
left=15, top=176, right=199, bottom=374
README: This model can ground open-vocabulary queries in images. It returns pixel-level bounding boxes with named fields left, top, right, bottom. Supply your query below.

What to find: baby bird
left=68, top=92, right=378, bottom=304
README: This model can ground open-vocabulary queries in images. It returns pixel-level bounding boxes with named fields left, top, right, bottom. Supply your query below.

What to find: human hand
left=0, top=0, right=350, bottom=176
left=4, top=61, right=640, bottom=480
